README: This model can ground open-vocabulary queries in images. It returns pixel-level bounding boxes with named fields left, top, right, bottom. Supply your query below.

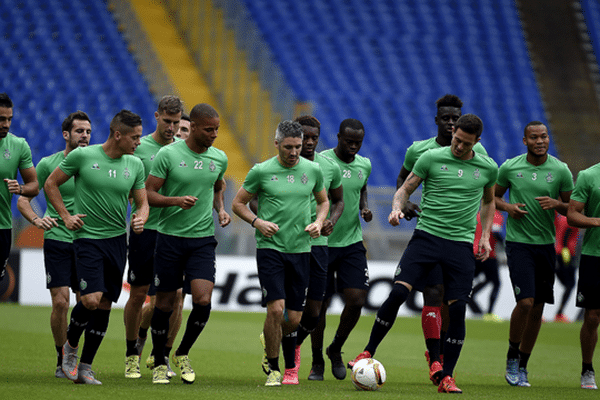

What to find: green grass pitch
left=0, top=303, right=596, bottom=399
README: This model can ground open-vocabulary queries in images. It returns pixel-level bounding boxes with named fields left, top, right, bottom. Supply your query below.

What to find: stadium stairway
left=128, top=0, right=251, bottom=183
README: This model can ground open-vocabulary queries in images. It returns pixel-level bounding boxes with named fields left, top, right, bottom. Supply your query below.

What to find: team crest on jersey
left=440, top=165, right=448, bottom=171
left=179, top=160, right=187, bottom=167
left=123, top=167, right=131, bottom=179
left=358, top=170, right=363, bottom=180
left=209, top=161, right=216, bottom=172
left=545, top=172, right=554, bottom=183
left=473, top=169, right=481, bottom=179
left=516, top=172, right=523, bottom=178
left=3, top=149, right=10, bottom=160
left=91, top=163, right=100, bottom=170
left=301, top=173, right=308, bottom=185
left=271, top=175, right=278, bottom=181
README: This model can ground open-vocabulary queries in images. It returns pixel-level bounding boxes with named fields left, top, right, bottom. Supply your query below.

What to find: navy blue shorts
left=576, top=255, right=600, bottom=309
left=43, top=239, right=77, bottom=290
left=307, top=245, right=328, bottom=301
left=394, top=230, right=475, bottom=303
left=74, top=234, right=128, bottom=303
left=325, top=241, right=369, bottom=298
left=0, top=229, right=10, bottom=280
left=506, top=241, right=555, bottom=304
left=412, top=264, right=444, bottom=292
left=256, top=248, right=310, bottom=312
left=127, top=227, right=157, bottom=287
left=153, top=233, right=217, bottom=292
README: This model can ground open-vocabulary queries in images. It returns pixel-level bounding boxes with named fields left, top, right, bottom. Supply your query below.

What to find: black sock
left=507, top=340, right=520, bottom=360
left=268, top=356, right=280, bottom=372
left=518, top=351, right=531, bottom=369
left=138, top=327, right=148, bottom=339
left=176, top=303, right=211, bottom=356
left=441, top=300, right=466, bottom=379
left=425, top=338, right=441, bottom=364
left=282, top=332, right=298, bottom=369
left=439, top=329, right=447, bottom=356
left=583, top=362, right=594, bottom=375
left=66, top=302, right=94, bottom=348
left=365, top=283, right=410, bottom=355
left=126, top=339, right=138, bottom=357
left=312, top=346, right=324, bottom=364
left=150, top=307, right=172, bottom=367
left=56, top=345, right=62, bottom=366
left=296, top=315, right=319, bottom=346
left=80, top=308, right=111, bottom=365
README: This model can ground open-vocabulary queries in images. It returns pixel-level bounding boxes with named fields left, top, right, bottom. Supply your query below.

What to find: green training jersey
left=59, top=145, right=145, bottom=240
left=149, top=141, right=228, bottom=238
left=132, top=134, right=179, bottom=230
left=403, top=137, right=488, bottom=172
left=497, top=154, right=573, bottom=244
left=311, top=153, right=342, bottom=246
left=564, top=164, right=600, bottom=256
left=0, top=133, right=34, bottom=229
left=243, top=156, right=325, bottom=253
left=412, top=147, right=498, bottom=243
left=319, top=149, right=371, bottom=248
left=37, top=151, right=75, bottom=243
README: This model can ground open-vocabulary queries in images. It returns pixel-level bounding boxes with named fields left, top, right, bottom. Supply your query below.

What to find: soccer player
left=123, top=95, right=183, bottom=379
left=146, top=103, right=230, bottom=385
left=232, top=120, right=329, bottom=387
left=0, top=92, right=39, bottom=281
left=175, top=113, right=190, bottom=140
left=279, top=115, right=344, bottom=384
left=567, top=162, right=600, bottom=390
left=391, top=94, right=488, bottom=372
left=16, top=111, right=91, bottom=378
left=312, top=118, right=372, bottom=380
left=45, top=110, right=149, bottom=385
left=496, top=121, right=573, bottom=387
left=349, top=114, right=498, bottom=394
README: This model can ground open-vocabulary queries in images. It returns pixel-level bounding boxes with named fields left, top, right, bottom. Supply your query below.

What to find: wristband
left=32, top=217, right=38, bottom=224
left=251, top=217, right=258, bottom=227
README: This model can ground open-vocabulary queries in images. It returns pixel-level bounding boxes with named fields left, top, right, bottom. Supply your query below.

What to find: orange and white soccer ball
left=351, top=358, right=386, bottom=391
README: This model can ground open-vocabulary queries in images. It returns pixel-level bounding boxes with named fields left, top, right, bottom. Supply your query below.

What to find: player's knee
left=516, top=298, right=534, bottom=313
left=423, top=284, right=444, bottom=307
left=81, top=296, right=100, bottom=310
left=344, top=289, right=367, bottom=307
left=52, top=296, right=70, bottom=313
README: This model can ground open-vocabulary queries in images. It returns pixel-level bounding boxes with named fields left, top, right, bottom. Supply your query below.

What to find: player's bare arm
left=535, top=190, right=571, bottom=215
left=44, top=167, right=86, bottom=231
left=389, top=172, right=422, bottom=226
left=567, top=199, right=600, bottom=228
left=146, top=174, right=197, bottom=209
left=396, top=165, right=421, bottom=220
left=213, top=179, right=230, bottom=227
left=4, top=166, right=39, bottom=197
left=494, top=183, right=528, bottom=220
left=131, top=187, right=149, bottom=234
left=359, top=184, right=372, bottom=222
left=476, top=185, right=496, bottom=261
left=306, top=187, right=329, bottom=238
left=232, top=186, right=279, bottom=238
left=17, top=195, right=58, bottom=231
left=321, top=184, right=344, bottom=236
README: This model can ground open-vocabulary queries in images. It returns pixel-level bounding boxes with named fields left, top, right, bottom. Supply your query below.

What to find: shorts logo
left=47, top=273, right=51, bottom=284
left=514, top=286, right=520, bottom=296
left=473, top=169, right=480, bottom=179
left=3, top=149, right=10, bottom=160
left=154, top=275, right=160, bottom=287
left=130, top=271, right=136, bottom=282
left=262, top=287, right=267, bottom=299
left=394, top=265, right=401, bottom=278
left=545, top=172, right=554, bottom=183
left=123, top=167, right=131, bottom=179
left=80, top=279, right=87, bottom=291
left=577, top=292, right=584, bottom=303
left=301, top=173, right=308, bottom=185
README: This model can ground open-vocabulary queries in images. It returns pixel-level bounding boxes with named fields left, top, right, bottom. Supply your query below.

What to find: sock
left=296, top=315, right=320, bottom=346
left=439, top=329, right=447, bottom=357
left=138, top=327, right=148, bottom=339
left=150, top=307, right=172, bottom=367
left=422, top=306, right=442, bottom=364
left=312, top=346, right=324, bottom=364
left=365, top=283, right=410, bottom=355
left=441, top=300, right=466, bottom=379
left=126, top=339, right=138, bottom=357
left=176, top=303, right=211, bottom=356
left=66, top=302, right=94, bottom=348
left=507, top=340, right=520, bottom=360
left=518, top=351, right=531, bottom=369
left=80, top=308, right=111, bottom=365
left=583, top=362, right=594, bottom=375
left=56, top=345, right=62, bottom=366
left=282, top=332, right=298, bottom=369
left=268, top=356, right=280, bottom=372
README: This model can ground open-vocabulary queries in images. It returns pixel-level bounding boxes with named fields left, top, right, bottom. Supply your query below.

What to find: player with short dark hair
left=175, top=113, right=190, bottom=140
left=146, top=103, right=230, bottom=385
left=0, top=92, right=39, bottom=281
left=232, top=120, right=329, bottom=387
left=45, top=109, right=149, bottom=385
left=17, top=111, right=91, bottom=378
left=311, top=118, right=372, bottom=381
left=349, top=114, right=498, bottom=394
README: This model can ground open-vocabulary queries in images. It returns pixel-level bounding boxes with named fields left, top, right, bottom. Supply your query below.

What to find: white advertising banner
left=19, top=249, right=580, bottom=321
